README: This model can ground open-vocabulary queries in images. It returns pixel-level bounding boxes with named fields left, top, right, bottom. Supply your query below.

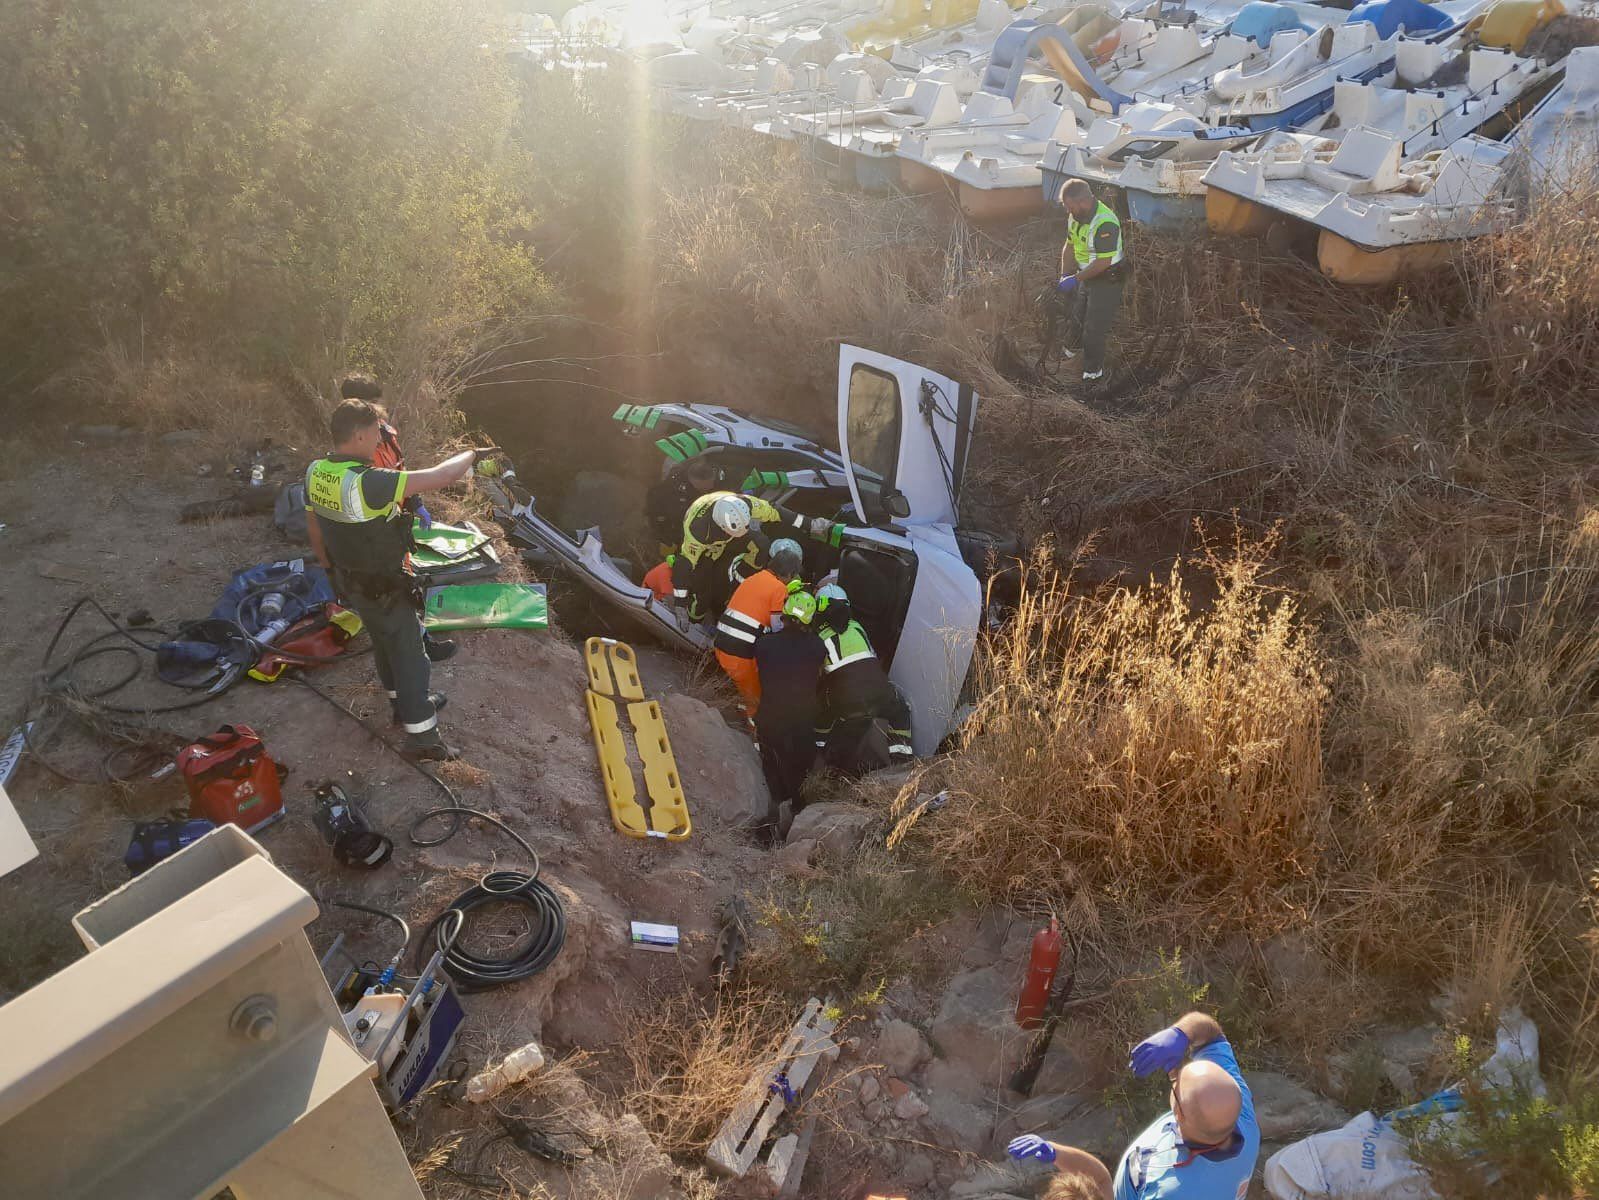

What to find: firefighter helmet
left=710, top=495, right=752, bottom=539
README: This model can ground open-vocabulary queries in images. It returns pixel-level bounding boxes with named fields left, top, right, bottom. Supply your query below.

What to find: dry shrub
left=933, top=534, right=1327, bottom=938
left=619, top=984, right=792, bottom=1156
left=649, top=129, right=1039, bottom=422
left=1468, top=182, right=1599, bottom=402
left=45, top=346, right=310, bottom=448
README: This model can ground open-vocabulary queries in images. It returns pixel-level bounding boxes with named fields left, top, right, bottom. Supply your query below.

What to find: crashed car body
left=488, top=346, right=998, bottom=756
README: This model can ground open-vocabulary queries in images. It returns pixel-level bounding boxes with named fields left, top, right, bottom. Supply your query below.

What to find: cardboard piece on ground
left=0, top=781, right=40, bottom=878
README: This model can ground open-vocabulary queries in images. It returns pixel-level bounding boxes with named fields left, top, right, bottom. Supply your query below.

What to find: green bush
left=0, top=0, right=549, bottom=404
left=1407, top=1068, right=1599, bottom=1199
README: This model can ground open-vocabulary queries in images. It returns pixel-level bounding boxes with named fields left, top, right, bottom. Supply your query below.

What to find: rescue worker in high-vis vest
left=304, top=399, right=480, bottom=761
left=814, top=584, right=913, bottom=772
left=339, top=372, right=457, bottom=664
left=1057, top=178, right=1128, bottom=383
left=714, top=539, right=805, bottom=717
left=672, top=492, right=842, bottom=623
left=646, top=455, right=727, bottom=555
left=753, top=589, right=827, bottom=842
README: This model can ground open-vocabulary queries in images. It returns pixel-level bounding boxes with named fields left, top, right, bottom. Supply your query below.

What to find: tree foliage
left=0, top=0, right=548, bottom=397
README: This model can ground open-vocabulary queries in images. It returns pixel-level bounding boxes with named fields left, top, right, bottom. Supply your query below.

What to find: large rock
left=993, top=1091, right=1090, bottom=1149
left=787, top=802, right=875, bottom=858
left=1376, top=1026, right=1440, bottom=1094
left=589, top=1113, right=682, bottom=1199
left=1030, top=1041, right=1096, bottom=1099
left=660, top=693, right=770, bottom=825
left=928, top=965, right=1025, bottom=1089
left=1038, top=1100, right=1131, bottom=1162
left=1328, top=1024, right=1441, bottom=1099
left=876, top=1019, right=932, bottom=1076
left=1248, top=1071, right=1350, bottom=1140
left=923, top=1059, right=997, bottom=1152
left=901, top=1151, right=937, bottom=1188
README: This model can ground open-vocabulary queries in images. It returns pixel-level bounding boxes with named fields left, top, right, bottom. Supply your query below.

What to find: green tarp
left=422, top=583, right=548, bottom=631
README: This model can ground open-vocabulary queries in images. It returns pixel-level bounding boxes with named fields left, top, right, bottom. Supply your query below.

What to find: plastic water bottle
left=249, top=459, right=265, bottom=486
left=465, top=1040, right=546, bottom=1103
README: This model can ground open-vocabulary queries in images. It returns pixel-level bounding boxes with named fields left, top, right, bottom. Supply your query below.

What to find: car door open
left=837, top=346, right=977, bottom=529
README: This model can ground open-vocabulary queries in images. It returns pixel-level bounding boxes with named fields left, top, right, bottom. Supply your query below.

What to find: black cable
left=318, top=897, right=412, bottom=962
left=17, top=596, right=225, bottom=784
left=409, top=806, right=566, bottom=992
left=290, top=675, right=566, bottom=991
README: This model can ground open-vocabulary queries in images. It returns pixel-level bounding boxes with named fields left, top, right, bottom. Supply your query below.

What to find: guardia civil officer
left=305, top=399, right=480, bottom=760
left=1055, top=179, right=1129, bottom=384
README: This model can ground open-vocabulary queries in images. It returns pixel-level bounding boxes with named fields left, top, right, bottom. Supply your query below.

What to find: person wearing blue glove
left=1001, top=1012, right=1256, bottom=1200
left=415, top=503, right=433, bottom=531
left=1118, top=1011, right=1257, bottom=1199
left=1056, top=178, right=1129, bottom=384
left=1005, top=1133, right=1111, bottom=1199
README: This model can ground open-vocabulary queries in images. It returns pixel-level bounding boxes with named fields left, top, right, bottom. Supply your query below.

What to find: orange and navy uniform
left=713, top=570, right=791, bottom=716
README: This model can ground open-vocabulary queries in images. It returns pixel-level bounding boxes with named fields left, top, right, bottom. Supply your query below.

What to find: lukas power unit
left=325, top=944, right=465, bottom=1109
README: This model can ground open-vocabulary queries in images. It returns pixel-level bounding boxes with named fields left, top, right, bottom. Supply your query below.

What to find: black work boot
left=391, top=693, right=448, bottom=725
left=401, top=731, right=460, bottom=762
left=424, top=633, right=458, bottom=662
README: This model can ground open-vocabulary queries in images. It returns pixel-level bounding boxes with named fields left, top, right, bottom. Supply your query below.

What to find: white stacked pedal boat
left=1201, top=12, right=1579, bottom=280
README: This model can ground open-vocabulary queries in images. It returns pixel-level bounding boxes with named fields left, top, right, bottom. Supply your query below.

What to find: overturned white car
left=484, top=346, right=1006, bottom=755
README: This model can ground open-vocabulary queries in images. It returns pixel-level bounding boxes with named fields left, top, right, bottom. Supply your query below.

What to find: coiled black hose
left=291, top=679, right=568, bottom=992
left=408, top=806, right=566, bottom=992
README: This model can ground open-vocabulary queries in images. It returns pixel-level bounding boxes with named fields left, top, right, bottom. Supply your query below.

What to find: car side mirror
left=883, top=489, right=911, bottom=520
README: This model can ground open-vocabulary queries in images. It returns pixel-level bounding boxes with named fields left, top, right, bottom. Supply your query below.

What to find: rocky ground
left=0, top=430, right=1431, bottom=1199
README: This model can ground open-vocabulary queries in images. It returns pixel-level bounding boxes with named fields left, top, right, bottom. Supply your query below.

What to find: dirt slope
left=0, top=432, right=777, bottom=1196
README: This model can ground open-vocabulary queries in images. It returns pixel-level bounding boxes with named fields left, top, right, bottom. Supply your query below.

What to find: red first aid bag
left=176, top=724, right=285, bottom=834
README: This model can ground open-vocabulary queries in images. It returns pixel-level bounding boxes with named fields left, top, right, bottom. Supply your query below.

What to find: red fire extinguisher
left=1015, top=918, right=1062, bottom=1030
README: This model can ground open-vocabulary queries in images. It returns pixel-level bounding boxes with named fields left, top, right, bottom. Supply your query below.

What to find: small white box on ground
left=630, top=920, right=680, bottom=951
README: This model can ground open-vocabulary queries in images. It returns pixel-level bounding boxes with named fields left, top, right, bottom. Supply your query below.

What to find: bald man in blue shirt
left=1009, top=1011, right=1259, bottom=1200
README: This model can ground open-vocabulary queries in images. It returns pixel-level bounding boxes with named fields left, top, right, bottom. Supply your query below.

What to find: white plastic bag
left=1264, top=1010, right=1544, bottom=1200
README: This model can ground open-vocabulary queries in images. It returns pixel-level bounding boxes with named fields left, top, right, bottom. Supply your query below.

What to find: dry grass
left=618, top=982, right=792, bottom=1157
left=41, top=345, right=313, bottom=454
left=929, top=535, right=1327, bottom=940
left=645, top=127, right=1037, bottom=419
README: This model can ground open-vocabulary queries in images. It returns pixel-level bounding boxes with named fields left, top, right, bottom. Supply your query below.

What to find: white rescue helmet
left=710, top=494, right=752, bottom=539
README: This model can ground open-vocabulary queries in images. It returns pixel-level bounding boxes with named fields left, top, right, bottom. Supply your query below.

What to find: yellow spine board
left=629, top=700, right=692, bottom=841
left=585, top=637, right=615, bottom=695
left=586, top=691, right=649, bottom=837
left=582, top=637, right=691, bottom=840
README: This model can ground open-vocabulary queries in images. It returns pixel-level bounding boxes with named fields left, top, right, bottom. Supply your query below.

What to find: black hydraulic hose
left=319, top=897, right=412, bottom=965
left=232, top=577, right=371, bottom=666
left=408, top=806, right=567, bottom=992
left=291, top=676, right=567, bottom=991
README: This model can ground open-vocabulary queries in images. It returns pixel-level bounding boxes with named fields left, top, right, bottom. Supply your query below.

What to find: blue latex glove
left=415, top=504, right=433, bottom=531
left=1129, top=1025, right=1190, bottom=1077
left=1056, top=274, right=1079, bottom=294
left=1007, top=1134, right=1057, bottom=1164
